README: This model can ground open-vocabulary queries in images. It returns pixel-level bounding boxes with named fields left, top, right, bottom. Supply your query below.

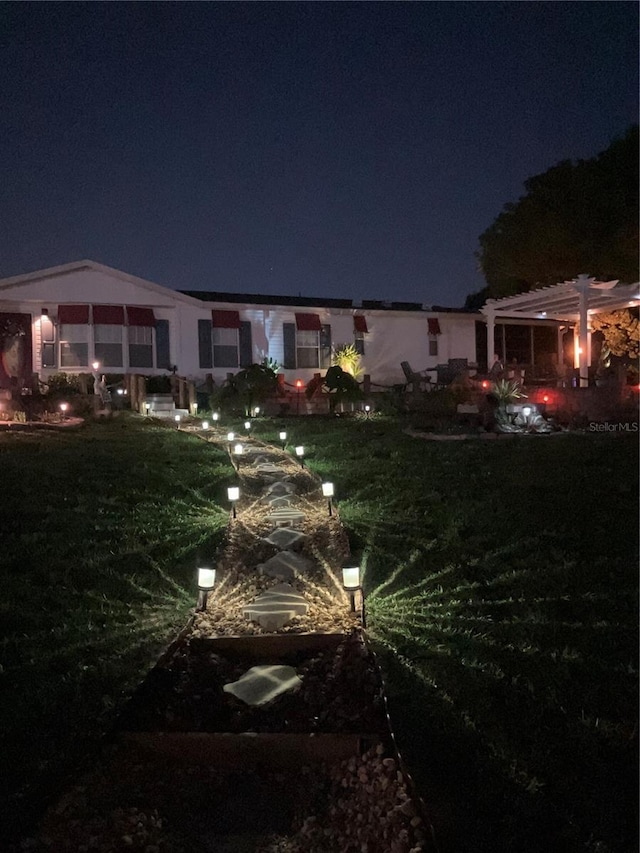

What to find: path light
left=174, top=414, right=181, bottom=427
left=542, top=394, right=549, bottom=404
left=295, top=445, right=305, bottom=467
left=481, top=380, right=490, bottom=390
left=202, top=420, right=209, bottom=431
left=227, top=431, right=235, bottom=443
left=322, top=482, right=334, bottom=516
left=522, top=406, right=532, bottom=425
left=212, top=412, right=219, bottom=422
left=244, top=420, right=251, bottom=431
left=144, top=402, right=151, bottom=415
left=364, top=404, right=371, bottom=417
left=228, top=485, right=240, bottom=518
left=342, top=564, right=366, bottom=626
left=253, top=406, right=260, bottom=416
left=234, top=443, right=244, bottom=456
left=191, top=402, right=198, bottom=416
left=279, top=430, right=287, bottom=450
left=117, top=388, right=124, bottom=396
left=196, top=567, right=216, bottom=612
left=59, top=402, right=68, bottom=420
left=92, top=361, right=100, bottom=372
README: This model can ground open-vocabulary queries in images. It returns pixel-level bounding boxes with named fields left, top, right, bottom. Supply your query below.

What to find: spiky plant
left=332, top=343, right=363, bottom=378
left=493, top=379, right=527, bottom=405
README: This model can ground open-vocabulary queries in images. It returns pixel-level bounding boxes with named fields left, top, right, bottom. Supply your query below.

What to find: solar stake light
left=228, top=485, right=240, bottom=518
left=117, top=388, right=124, bottom=396
left=522, top=406, right=532, bottom=425
left=253, top=406, right=260, bottom=416
left=196, top=567, right=216, bottom=611
left=144, top=402, right=151, bottom=415
left=212, top=412, right=219, bottom=422
left=202, top=420, right=209, bottom=431
left=244, top=420, right=251, bottom=431
left=92, top=361, right=100, bottom=372
left=227, top=431, right=235, bottom=442
left=234, top=443, right=244, bottom=456
left=342, top=564, right=365, bottom=626
left=174, top=414, right=181, bottom=427
left=279, top=430, right=287, bottom=450
left=59, top=402, right=69, bottom=420
left=364, top=404, right=371, bottom=417
left=295, top=445, right=305, bottom=467
left=322, top=482, right=334, bottom=516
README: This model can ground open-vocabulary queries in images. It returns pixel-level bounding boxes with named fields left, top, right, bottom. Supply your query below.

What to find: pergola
left=481, top=275, right=640, bottom=386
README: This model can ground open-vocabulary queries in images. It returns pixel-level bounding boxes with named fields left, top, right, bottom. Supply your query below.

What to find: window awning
left=126, top=306, right=156, bottom=326
left=353, top=314, right=368, bottom=333
left=428, top=318, right=441, bottom=335
left=295, top=313, right=322, bottom=331
left=212, top=309, right=241, bottom=328
left=58, top=304, right=89, bottom=324
left=93, top=305, right=125, bottom=325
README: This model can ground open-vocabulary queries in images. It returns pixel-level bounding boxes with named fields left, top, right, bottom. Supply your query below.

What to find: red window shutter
left=126, top=306, right=156, bottom=326
left=428, top=318, right=441, bottom=335
left=58, top=304, right=89, bottom=324
left=93, top=305, right=125, bottom=325
left=211, top=309, right=241, bottom=328
left=295, top=313, right=322, bottom=331
left=353, top=315, right=368, bottom=333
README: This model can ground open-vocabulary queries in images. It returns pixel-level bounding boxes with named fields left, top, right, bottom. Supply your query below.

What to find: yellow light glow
left=342, top=566, right=360, bottom=590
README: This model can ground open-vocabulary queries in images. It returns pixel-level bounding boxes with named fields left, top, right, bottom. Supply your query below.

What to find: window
left=94, top=324, right=123, bottom=367
left=429, top=336, right=438, bottom=357
left=354, top=329, right=365, bottom=356
left=428, top=318, right=441, bottom=357
left=283, top=321, right=331, bottom=368
left=41, top=315, right=56, bottom=368
left=213, top=326, right=239, bottom=368
left=128, top=325, right=154, bottom=368
left=296, top=329, right=320, bottom=368
left=60, top=324, right=88, bottom=367
left=353, top=315, right=368, bottom=355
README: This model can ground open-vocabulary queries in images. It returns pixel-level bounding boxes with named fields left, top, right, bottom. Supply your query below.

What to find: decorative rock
left=267, top=507, right=305, bottom=527
left=263, top=528, right=307, bottom=551
left=258, top=551, right=315, bottom=580
left=223, top=664, right=302, bottom=706
left=265, top=481, right=295, bottom=496
left=242, top=582, right=309, bottom=629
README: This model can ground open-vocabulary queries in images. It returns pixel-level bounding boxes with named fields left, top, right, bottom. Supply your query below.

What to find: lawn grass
left=255, top=415, right=639, bottom=853
left=1, top=414, right=637, bottom=852
left=0, top=416, right=231, bottom=842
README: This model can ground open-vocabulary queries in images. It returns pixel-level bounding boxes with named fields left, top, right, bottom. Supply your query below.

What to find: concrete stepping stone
left=223, top=665, right=302, bottom=706
left=265, top=481, right=296, bottom=496
left=258, top=551, right=315, bottom=581
left=263, top=528, right=307, bottom=551
left=255, top=463, right=285, bottom=475
left=267, top=507, right=305, bottom=527
left=264, top=495, right=295, bottom=508
left=242, top=582, right=309, bottom=629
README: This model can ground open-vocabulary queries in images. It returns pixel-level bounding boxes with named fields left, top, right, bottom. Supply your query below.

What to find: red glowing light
left=481, top=380, right=490, bottom=390
left=295, top=379, right=303, bottom=389
left=543, top=394, right=549, bottom=403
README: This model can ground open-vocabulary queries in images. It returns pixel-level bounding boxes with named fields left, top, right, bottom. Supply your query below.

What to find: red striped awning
left=212, top=309, right=241, bottom=328
left=428, top=318, right=441, bottom=335
left=93, top=305, right=125, bottom=325
left=295, top=313, right=322, bottom=331
left=126, top=306, right=156, bottom=326
left=353, top=314, right=368, bottom=333
left=58, top=304, right=89, bottom=324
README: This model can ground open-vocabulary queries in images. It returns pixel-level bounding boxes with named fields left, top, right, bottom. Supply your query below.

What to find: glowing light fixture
left=253, top=406, right=260, bottom=415
left=59, top=402, right=68, bottom=419
left=196, top=566, right=216, bottom=611
left=202, top=420, right=209, bottom=431
left=279, top=430, right=287, bottom=450
left=342, top=564, right=365, bottom=626
left=234, top=443, right=244, bottom=455
left=227, top=431, right=235, bottom=442
left=117, top=388, right=124, bottom=396
left=228, top=485, right=240, bottom=518
left=364, top=405, right=371, bottom=416
left=542, top=394, right=549, bottom=404
left=295, top=445, right=305, bottom=467
left=481, top=380, right=490, bottom=390
left=174, top=414, right=181, bottom=426
left=322, top=482, right=334, bottom=516
left=144, top=402, right=151, bottom=414
left=212, top=412, right=219, bottom=422
left=244, top=420, right=251, bottom=431
left=522, top=406, right=532, bottom=418
left=92, top=361, right=100, bottom=372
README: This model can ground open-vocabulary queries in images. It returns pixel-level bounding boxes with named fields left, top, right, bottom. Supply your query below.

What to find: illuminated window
left=60, top=324, right=88, bottom=367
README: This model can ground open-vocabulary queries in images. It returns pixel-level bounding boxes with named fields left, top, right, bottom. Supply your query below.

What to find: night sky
left=1, top=2, right=637, bottom=307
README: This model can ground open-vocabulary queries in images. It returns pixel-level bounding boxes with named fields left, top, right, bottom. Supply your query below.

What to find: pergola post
left=557, top=325, right=565, bottom=382
left=575, top=275, right=592, bottom=388
left=485, top=308, right=495, bottom=371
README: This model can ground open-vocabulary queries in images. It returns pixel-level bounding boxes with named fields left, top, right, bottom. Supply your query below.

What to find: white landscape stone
left=263, top=528, right=306, bottom=551
left=223, top=664, right=302, bottom=706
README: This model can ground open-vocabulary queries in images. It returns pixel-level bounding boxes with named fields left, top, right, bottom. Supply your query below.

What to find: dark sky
left=1, top=2, right=637, bottom=307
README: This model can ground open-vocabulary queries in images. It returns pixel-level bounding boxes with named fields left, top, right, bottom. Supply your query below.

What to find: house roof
left=482, top=276, right=640, bottom=321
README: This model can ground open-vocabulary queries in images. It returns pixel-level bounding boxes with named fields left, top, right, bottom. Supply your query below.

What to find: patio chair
left=401, top=361, right=432, bottom=392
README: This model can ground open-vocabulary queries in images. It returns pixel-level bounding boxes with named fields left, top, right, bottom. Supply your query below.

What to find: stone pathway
left=27, top=424, right=435, bottom=853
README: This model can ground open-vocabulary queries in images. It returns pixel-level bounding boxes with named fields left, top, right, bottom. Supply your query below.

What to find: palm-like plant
left=493, top=379, right=527, bottom=405
left=332, top=343, right=363, bottom=379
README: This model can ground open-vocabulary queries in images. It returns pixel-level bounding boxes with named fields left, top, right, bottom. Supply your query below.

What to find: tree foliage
left=468, top=126, right=639, bottom=306
left=590, top=309, right=639, bottom=363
